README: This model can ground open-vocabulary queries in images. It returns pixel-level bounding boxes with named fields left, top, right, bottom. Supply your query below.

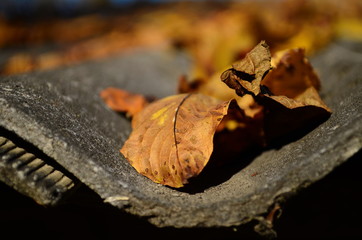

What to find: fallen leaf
left=100, top=87, right=148, bottom=117
left=177, top=72, right=266, bottom=159
left=223, top=42, right=331, bottom=144
left=260, top=48, right=331, bottom=143
left=259, top=87, right=331, bottom=143
left=116, top=41, right=332, bottom=188
left=264, top=87, right=329, bottom=110
left=221, top=41, right=272, bottom=96
left=262, top=48, right=321, bottom=98
left=178, top=71, right=264, bottom=120
left=212, top=100, right=265, bottom=161
left=120, top=93, right=231, bottom=188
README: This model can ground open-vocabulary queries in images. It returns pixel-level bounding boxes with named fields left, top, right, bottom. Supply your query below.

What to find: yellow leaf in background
left=274, top=24, right=334, bottom=55
left=335, top=18, right=362, bottom=41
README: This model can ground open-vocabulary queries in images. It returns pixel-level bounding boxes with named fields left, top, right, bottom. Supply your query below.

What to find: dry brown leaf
left=177, top=75, right=266, bottom=158
left=260, top=48, right=331, bottom=113
left=178, top=71, right=264, bottom=120
left=264, top=87, right=330, bottom=110
left=263, top=48, right=321, bottom=98
left=115, top=41, right=332, bottom=188
left=221, top=41, right=272, bottom=96
left=260, top=86, right=331, bottom=142
left=100, top=87, right=148, bottom=117
left=223, top=42, right=331, bottom=144
left=120, top=93, right=231, bottom=188
left=212, top=100, right=266, bottom=161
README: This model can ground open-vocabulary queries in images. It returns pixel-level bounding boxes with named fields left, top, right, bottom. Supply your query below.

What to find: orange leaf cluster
left=103, top=41, right=331, bottom=188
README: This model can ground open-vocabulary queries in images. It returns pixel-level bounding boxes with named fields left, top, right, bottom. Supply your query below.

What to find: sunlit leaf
left=120, top=94, right=231, bottom=188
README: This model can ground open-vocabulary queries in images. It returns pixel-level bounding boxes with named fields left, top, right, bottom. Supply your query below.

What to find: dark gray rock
left=0, top=43, right=361, bottom=228
left=0, top=135, right=77, bottom=205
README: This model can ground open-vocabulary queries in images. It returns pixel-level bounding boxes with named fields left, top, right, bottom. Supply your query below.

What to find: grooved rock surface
left=0, top=43, right=361, bottom=227
left=0, top=136, right=77, bottom=206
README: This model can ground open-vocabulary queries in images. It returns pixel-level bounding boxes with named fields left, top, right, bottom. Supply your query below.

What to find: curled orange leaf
left=223, top=42, right=331, bottom=144
left=221, top=41, right=272, bottom=96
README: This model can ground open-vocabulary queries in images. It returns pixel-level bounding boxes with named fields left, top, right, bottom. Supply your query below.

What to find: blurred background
left=0, top=0, right=361, bottom=78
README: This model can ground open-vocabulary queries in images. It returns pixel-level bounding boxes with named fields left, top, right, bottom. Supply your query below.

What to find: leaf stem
left=173, top=93, right=192, bottom=175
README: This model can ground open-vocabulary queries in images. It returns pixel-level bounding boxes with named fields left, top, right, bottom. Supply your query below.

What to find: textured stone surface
left=0, top=134, right=77, bottom=205
left=0, top=43, right=361, bottom=228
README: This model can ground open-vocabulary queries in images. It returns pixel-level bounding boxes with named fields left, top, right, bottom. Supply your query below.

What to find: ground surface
left=0, top=150, right=361, bottom=239
left=0, top=41, right=361, bottom=236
